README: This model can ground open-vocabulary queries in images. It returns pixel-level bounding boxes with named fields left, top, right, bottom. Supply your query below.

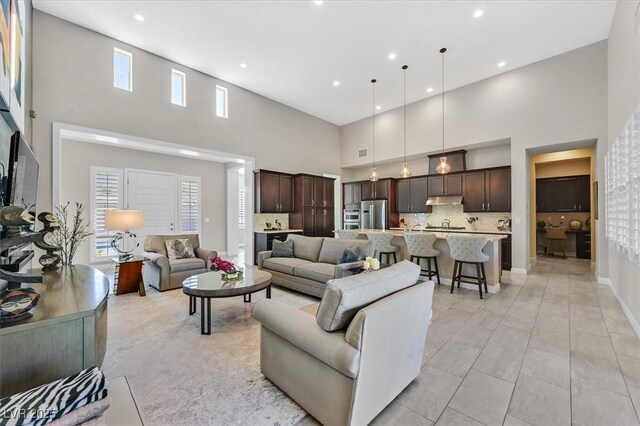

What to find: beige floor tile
left=507, top=374, right=571, bottom=426
left=397, top=366, right=462, bottom=422
left=604, top=316, right=638, bottom=337
left=600, top=304, right=628, bottom=321
left=500, top=312, right=536, bottom=332
left=533, top=314, right=569, bottom=334
left=470, top=308, right=504, bottom=330
left=371, top=400, right=433, bottom=426
left=295, top=415, right=321, bottom=426
left=473, top=343, right=526, bottom=383
left=486, top=325, right=530, bottom=351
left=570, top=350, right=628, bottom=395
left=507, top=301, right=540, bottom=319
left=428, top=341, right=481, bottom=378
left=611, top=333, right=640, bottom=360
left=545, top=285, right=570, bottom=297
left=529, top=329, right=570, bottom=357
left=449, top=369, right=514, bottom=426
left=538, top=302, right=569, bottom=319
left=570, top=303, right=603, bottom=320
left=450, top=323, right=495, bottom=350
left=570, top=316, right=609, bottom=337
left=423, top=339, right=445, bottom=366
left=628, top=385, right=640, bottom=424
left=520, top=347, right=570, bottom=389
left=570, top=330, right=617, bottom=361
left=618, top=354, right=640, bottom=388
left=541, top=293, right=569, bottom=306
left=503, top=414, right=533, bottom=426
left=480, top=300, right=511, bottom=316
left=571, top=377, right=640, bottom=426
left=434, top=407, right=484, bottom=426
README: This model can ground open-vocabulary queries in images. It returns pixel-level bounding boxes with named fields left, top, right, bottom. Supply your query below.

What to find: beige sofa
left=253, top=261, right=434, bottom=426
left=142, top=234, right=217, bottom=292
left=257, top=234, right=372, bottom=297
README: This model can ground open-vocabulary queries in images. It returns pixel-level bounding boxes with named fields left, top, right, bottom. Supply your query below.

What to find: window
left=90, top=167, right=124, bottom=262
left=179, top=175, right=201, bottom=233
left=113, top=48, right=132, bottom=91
left=606, top=104, right=640, bottom=265
left=216, top=85, right=228, bottom=118
left=171, top=69, right=186, bottom=106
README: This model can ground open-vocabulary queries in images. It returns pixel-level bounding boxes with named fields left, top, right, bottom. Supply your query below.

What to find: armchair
left=142, top=234, right=217, bottom=291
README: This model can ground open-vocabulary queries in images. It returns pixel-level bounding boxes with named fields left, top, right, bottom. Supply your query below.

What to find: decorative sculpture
left=34, top=212, right=62, bottom=271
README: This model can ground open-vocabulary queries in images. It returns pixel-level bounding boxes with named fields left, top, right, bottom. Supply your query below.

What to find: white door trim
left=52, top=121, right=257, bottom=265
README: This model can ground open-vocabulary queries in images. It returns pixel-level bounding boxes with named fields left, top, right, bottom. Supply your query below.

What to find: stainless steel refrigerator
left=361, top=200, right=387, bottom=230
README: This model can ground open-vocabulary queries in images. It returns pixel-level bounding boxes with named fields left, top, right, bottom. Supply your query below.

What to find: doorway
left=226, top=165, right=246, bottom=262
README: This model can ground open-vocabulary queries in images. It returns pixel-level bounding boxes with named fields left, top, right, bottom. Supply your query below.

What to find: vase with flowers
left=210, top=256, right=243, bottom=280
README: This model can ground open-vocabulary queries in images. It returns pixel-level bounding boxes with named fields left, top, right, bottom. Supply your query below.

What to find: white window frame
left=113, top=47, right=133, bottom=91
left=178, top=175, right=201, bottom=235
left=216, top=84, right=228, bottom=118
left=90, top=166, right=124, bottom=263
left=171, top=69, right=186, bottom=107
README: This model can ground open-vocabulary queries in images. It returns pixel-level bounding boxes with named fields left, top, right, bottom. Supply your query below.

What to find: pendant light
left=435, top=47, right=451, bottom=175
left=400, top=65, right=412, bottom=178
left=369, top=78, right=380, bottom=182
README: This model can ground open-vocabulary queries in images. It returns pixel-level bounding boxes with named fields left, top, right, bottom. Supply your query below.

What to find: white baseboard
left=598, top=276, right=640, bottom=339
left=437, top=278, right=500, bottom=294
left=511, top=267, right=528, bottom=275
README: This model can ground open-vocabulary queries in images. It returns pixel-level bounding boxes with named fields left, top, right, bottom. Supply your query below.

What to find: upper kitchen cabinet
left=291, top=174, right=336, bottom=237
left=462, top=171, right=486, bottom=212
left=343, top=182, right=362, bottom=208
left=428, top=174, right=462, bottom=197
left=362, top=178, right=393, bottom=200
left=555, top=177, right=578, bottom=212
left=255, top=170, right=294, bottom=213
left=536, top=178, right=556, bottom=212
left=536, top=175, right=590, bottom=213
left=397, top=177, right=429, bottom=213
left=485, top=168, right=511, bottom=212
left=576, top=176, right=591, bottom=212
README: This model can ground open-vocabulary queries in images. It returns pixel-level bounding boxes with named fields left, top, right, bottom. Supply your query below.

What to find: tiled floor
left=299, top=257, right=640, bottom=426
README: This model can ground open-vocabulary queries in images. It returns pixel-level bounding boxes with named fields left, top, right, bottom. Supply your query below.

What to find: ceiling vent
left=358, top=148, right=368, bottom=158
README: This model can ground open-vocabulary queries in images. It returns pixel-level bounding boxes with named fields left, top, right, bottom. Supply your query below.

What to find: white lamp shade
left=105, top=210, right=145, bottom=230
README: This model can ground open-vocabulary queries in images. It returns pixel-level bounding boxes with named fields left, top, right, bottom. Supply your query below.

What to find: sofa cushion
left=316, top=260, right=420, bottom=332
left=165, top=238, right=196, bottom=260
left=318, top=238, right=371, bottom=265
left=287, top=234, right=324, bottom=262
left=170, top=257, right=206, bottom=273
left=263, top=257, right=311, bottom=275
left=145, top=234, right=200, bottom=256
left=294, top=263, right=335, bottom=284
left=272, top=239, right=294, bottom=258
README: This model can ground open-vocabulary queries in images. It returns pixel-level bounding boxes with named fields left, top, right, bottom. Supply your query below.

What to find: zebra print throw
left=0, top=367, right=108, bottom=426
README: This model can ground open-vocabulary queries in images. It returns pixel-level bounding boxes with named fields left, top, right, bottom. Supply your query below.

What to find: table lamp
left=105, top=210, right=144, bottom=261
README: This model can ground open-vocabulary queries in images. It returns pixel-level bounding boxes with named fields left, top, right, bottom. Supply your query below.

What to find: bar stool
left=366, top=233, right=399, bottom=264
left=404, top=233, right=441, bottom=284
left=447, top=235, right=489, bottom=299
left=545, top=227, right=567, bottom=258
left=335, top=230, right=360, bottom=240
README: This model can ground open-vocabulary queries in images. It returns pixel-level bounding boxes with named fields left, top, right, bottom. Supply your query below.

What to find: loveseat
left=257, top=234, right=372, bottom=297
left=253, top=261, right=434, bottom=426
left=142, top=234, right=217, bottom=292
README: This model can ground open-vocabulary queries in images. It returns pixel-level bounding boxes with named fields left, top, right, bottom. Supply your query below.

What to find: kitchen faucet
left=441, top=219, right=451, bottom=228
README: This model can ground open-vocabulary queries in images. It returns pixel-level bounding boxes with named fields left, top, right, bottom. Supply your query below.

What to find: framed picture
left=593, top=181, right=598, bottom=220
left=9, top=0, right=24, bottom=132
left=0, top=0, right=10, bottom=108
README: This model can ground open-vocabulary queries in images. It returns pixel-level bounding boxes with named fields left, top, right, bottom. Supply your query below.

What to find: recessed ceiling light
left=497, top=61, right=506, bottom=68
left=427, top=87, right=434, bottom=93
left=333, top=80, right=340, bottom=86
left=474, top=10, right=484, bottom=18
left=240, top=63, right=247, bottom=69
left=388, top=52, right=396, bottom=60
left=133, top=14, right=144, bottom=22
left=314, top=0, right=324, bottom=5
left=376, top=105, right=381, bottom=110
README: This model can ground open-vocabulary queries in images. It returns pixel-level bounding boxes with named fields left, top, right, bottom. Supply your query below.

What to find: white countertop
left=254, top=229, right=304, bottom=234
left=353, top=229, right=508, bottom=241
left=389, top=227, right=511, bottom=235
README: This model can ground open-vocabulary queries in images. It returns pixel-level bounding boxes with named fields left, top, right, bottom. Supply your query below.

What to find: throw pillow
left=165, top=238, right=195, bottom=260
left=272, top=239, right=294, bottom=258
left=339, top=246, right=365, bottom=264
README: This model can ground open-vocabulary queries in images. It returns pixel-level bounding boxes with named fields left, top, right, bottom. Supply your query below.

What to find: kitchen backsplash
left=253, top=213, right=290, bottom=230
left=400, top=204, right=511, bottom=232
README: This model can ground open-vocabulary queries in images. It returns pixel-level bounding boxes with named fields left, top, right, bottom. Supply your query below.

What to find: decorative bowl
left=569, top=220, right=583, bottom=231
left=0, top=287, right=41, bottom=323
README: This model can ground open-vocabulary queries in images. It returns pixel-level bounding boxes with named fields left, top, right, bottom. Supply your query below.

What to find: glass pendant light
left=369, top=78, right=380, bottom=182
left=435, top=47, right=451, bottom=175
left=400, top=65, right=412, bottom=178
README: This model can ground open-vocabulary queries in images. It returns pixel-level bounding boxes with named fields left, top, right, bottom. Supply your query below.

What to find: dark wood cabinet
left=576, top=231, right=591, bottom=259
left=343, top=182, right=362, bottom=207
left=577, top=176, right=590, bottom=212
left=302, top=176, right=314, bottom=207
left=397, top=177, right=429, bottom=213
left=536, top=178, right=556, bottom=212
left=463, top=171, right=486, bottom=212
left=536, top=175, right=590, bottom=213
left=362, top=179, right=392, bottom=200
left=427, top=176, right=444, bottom=197
left=254, top=231, right=304, bottom=264
left=291, top=174, right=335, bottom=237
left=428, top=150, right=467, bottom=174
left=255, top=171, right=294, bottom=213
left=501, top=235, right=512, bottom=271
left=486, top=168, right=511, bottom=212
left=428, top=174, right=463, bottom=197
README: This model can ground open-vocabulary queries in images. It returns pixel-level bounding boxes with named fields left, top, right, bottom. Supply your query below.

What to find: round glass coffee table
left=182, top=266, right=272, bottom=335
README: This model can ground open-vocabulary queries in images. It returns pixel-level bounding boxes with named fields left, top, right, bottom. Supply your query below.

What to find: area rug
left=101, top=283, right=318, bottom=425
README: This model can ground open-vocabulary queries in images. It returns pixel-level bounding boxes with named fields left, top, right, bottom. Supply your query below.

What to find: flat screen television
left=6, top=131, right=38, bottom=217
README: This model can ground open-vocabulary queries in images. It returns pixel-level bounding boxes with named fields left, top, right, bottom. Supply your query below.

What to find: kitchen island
left=349, top=229, right=508, bottom=293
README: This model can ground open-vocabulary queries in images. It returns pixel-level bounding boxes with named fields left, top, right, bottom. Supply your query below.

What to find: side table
left=111, top=256, right=146, bottom=296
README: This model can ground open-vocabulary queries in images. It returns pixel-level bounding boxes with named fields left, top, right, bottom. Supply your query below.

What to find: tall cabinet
left=291, top=174, right=335, bottom=237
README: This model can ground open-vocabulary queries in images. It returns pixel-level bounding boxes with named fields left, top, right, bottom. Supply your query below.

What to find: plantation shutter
left=92, top=167, right=123, bottom=259
left=180, top=176, right=200, bottom=233
left=238, top=184, right=245, bottom=230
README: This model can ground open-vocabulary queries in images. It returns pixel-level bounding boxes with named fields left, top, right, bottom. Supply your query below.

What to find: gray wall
left=607, top=1, right=640, bottom=327
left=340, top=41, right=609, bottom=273
left=59, top=139, right=226, bottom=266
left=32, top=11, right=341, bottom=215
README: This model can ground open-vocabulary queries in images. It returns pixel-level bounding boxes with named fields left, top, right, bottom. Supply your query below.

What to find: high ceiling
left=33, top=0, right=616, bottom=126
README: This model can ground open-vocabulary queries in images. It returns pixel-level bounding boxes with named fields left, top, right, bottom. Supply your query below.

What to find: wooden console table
left=0, top=265, right=110, bottom=397
left=112, top=255, right=146, bottom=296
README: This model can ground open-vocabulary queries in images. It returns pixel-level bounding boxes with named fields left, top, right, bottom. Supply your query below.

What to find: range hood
left=426, top=195, right=463, bottom=206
